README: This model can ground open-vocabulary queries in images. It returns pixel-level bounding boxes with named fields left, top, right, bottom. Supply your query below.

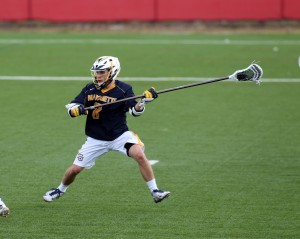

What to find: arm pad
left=129, top=106, right=145, bottom=117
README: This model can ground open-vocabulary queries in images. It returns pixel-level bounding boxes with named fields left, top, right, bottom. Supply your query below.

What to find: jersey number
left=92, top=103, right=102, bottom=119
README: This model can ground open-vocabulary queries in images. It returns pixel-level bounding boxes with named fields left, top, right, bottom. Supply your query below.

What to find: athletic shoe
left=43, top=188, right=64, bottom=202
left=0, top=198, right=9, bottom=217
left=151, top=189, right=170, bottom=203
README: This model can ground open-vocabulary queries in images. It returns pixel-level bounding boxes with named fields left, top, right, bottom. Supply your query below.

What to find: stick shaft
left=85, top=76, right=229, bottom=110
left=156, top=77, right=228, bottom=94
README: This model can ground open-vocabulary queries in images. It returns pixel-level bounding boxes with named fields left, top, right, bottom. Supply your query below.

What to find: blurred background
left=0, top=0, right=300, bottom=32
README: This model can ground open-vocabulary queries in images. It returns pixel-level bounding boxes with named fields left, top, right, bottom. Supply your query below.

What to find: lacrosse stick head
left=229, top=64, right=263, bottom=84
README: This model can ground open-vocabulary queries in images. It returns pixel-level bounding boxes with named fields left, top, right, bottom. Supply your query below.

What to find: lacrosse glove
left=135, top=87, right=158, bottom=111
left=143, top=87, right=158, bottom=103
left=68, top=104, right=88, bottom=118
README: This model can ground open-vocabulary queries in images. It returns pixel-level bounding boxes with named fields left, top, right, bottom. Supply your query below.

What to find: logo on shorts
left=77, top=153, right=84, bottom=161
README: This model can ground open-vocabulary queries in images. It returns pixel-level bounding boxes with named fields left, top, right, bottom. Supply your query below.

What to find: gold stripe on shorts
left=131, top=131, right=144, bottom=147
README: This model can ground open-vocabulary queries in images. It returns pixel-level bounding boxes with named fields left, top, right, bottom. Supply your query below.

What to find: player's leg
left=128, top=144, right=170, bottom=203
left=62, top=164, right=84, bottom=186
left=113, top=131, right=170, bottom=203
left=127, top=144, right=154, bottom=181
left=0, top=198, right=9, bottom=217
left=43, top=164, right=85, bottom=202
left=43, top=137, right=108, bottom=202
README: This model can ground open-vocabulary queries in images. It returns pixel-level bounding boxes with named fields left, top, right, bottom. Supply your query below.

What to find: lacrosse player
left=0, top=198, right=9, bottom=217
left=43, top=56, right=170, bottom=204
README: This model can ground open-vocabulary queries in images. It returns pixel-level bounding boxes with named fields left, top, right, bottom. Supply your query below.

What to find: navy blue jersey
left=71, top=80, right=138, bottom=141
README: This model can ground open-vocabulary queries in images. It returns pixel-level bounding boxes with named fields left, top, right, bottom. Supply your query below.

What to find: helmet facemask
left=91, top=67, right=113, bottom=90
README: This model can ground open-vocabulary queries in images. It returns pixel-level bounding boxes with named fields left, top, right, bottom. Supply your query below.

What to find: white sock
left=58, top=183, right=69, bottom=193
left=147, top=178, right=158, bottom=192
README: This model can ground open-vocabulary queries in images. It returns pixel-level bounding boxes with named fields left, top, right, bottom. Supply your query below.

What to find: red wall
left=0, top=0, right=299, bottom=21
left=31, top=0, right=155, bottom=21
left=0, top=0, right=30, bottom=21
left=283, top=0, right=300, bottom=19
left=157, top=0, right=282, bottom=21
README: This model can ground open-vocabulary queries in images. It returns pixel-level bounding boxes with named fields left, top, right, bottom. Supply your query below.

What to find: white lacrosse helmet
left=90, top=56, right=121, bottom=89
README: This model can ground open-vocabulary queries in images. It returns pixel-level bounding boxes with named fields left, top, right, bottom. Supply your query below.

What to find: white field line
left=148, top=160, right=159, bottom=165
left=0, top=39, right=300, bottom=45
left=0, top=76, right=300, bottom=82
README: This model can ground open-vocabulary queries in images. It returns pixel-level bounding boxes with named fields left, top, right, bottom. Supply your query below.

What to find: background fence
left=0, top=0, right=300, bottom=22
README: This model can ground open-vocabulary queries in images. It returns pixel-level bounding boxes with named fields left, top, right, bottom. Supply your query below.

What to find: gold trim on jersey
left=101, top=83, right=116, bottom=93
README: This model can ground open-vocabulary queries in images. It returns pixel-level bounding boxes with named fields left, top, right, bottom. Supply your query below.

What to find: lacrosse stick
left=85, top=63, right=263, bottom=110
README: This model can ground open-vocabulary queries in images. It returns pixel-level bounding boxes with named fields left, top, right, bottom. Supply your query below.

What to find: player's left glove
left=130, top=87, right=158, bottom=117
left=136, top=87, right=158, bottom=111
left=142, top=87, right=158, bottom=103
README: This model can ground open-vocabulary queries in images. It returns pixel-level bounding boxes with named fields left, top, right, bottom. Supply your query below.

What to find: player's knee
left=133, top=151, right=147, bottom=163
left=70, top=165, right=84, bottom=175
left=126, top=143, right=147, bottom=163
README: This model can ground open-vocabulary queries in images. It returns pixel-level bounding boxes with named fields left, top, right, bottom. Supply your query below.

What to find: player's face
left=94, top=70, right=110, bottom=87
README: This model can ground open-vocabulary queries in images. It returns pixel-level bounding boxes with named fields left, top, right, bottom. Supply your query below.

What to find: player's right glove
left=66, top=103, right=88, bottom=118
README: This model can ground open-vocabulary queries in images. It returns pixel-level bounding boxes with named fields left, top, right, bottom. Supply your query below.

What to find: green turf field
left=0, top=32, right=299, bottom=238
